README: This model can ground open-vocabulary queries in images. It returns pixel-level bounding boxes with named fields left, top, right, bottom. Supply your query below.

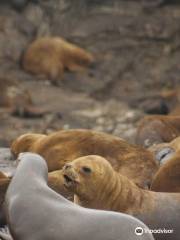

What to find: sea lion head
left=62, top=155, right=114, bottom=201
left=11, top=133, right=46, bottom=157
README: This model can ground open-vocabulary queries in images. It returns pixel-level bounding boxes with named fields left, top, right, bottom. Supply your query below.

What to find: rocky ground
left=0, top=0, right=180, bottom=148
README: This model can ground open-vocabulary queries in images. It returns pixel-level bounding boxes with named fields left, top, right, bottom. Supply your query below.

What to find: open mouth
left=64, top=174, right=73, bottom=183
left=63, top=174, right=77, bottom=188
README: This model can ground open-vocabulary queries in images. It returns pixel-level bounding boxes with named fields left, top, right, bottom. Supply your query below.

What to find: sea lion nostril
left=64, top=164, right=72, bottom=170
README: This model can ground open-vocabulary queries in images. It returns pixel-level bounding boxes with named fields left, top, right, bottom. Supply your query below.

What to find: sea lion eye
left=81, top=166, right=92, bottom=174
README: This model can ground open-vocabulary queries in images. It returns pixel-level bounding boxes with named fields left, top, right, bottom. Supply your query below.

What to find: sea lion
left=0, top=77, right=31, bottom=110
left=0, top=172, right=10, bottom=227
left=136, top=115, right=180, bottom=147
left=4, top=153, right=154, bottom=240
left=0, top=76, right=47, bottom=118
left=129, top=89, right=178, bottom=115
left=63, top=155, right=180, bottom=240
left=0, top=169, right=73, bottom=204
left=11, top=129, right=158, bottom=189
left=151, top=150, right=180, bottom=192
left=22, top=37, right=94, bottom=84
left=0, top=170, right=72, bottom=228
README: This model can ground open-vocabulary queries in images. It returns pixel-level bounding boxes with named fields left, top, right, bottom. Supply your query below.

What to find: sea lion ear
left=155, top=147, right=175, bottom=165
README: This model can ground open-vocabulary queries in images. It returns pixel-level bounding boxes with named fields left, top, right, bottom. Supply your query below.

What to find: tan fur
left=151, top=150, right=180, bottom=192
left=149, top=136, right=180, bottom=155
left=0, top=172, right=10, bottom=214
left=48, top=170, right=73, bottom=200
left=63, top=155, right=154, bottom=214
left=23, top=37, right=94, bottom=82
left=62, top=155, right=180, bottom=218
left=149, top=137, right=180, bottom=192
left=11, top=129, right=158, bottom=189
left=136, top=115, right=180, bottom=147
left=11, top=133, right=46, bottom=157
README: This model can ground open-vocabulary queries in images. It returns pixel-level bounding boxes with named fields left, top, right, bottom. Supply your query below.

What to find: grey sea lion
left=5, top=153, right=154, bottom=240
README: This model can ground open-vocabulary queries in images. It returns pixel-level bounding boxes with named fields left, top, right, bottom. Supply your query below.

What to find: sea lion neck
left=80, top=169, right=155, bottom=215
left=108, top=172, right=155, bottom=215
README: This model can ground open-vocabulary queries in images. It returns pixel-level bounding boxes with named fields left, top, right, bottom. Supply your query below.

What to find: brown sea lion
left=150, top=150, right=180, bottom=192
left=11, top=129, right=158, bottom=189
left=4, top=153, right=155, bottom=240
left=0, top=76, right=47, bottom=118
left=63, top=155, right=180, bottom=240
left=136, top=115, right=180, bottom=147
left=0, top=172, right=10, bottom=227
left=0, top=76, right=31, bottom=110
left=129, top=89, right=178, bottom=115
left=0, top=172, right=10, bottom=206
left=22, top=37, right=94, bottom=83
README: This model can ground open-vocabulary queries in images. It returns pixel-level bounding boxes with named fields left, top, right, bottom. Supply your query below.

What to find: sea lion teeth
left=63, top=174, right=77, bottom=186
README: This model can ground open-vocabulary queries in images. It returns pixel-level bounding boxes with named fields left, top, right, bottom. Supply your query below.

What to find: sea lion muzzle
left=63, top=164, right=80, bottom=189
